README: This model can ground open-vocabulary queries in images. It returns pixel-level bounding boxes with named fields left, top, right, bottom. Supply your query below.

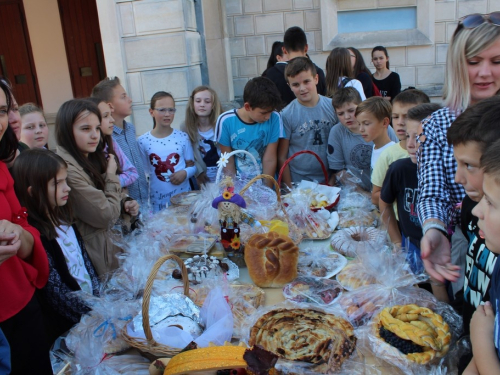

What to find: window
left=338, top=7, right=417, bottom=34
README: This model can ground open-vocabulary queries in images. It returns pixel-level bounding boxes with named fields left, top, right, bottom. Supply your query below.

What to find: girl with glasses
left=138, top=91, right=196, bottom=212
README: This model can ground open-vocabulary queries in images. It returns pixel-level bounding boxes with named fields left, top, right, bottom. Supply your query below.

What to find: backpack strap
left=341, top=77, right=352, bottom=88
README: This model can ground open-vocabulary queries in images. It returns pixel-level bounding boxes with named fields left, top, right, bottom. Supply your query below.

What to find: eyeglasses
left=155, top=107, right=176, bottom=114
left=454, top=12, right=500, bottom=37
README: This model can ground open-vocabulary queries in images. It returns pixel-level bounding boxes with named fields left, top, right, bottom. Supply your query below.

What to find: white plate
left=298, top=251, right=348, bottom=279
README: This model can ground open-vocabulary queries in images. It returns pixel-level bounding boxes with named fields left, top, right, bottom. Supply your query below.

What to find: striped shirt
left=112, top=121, right=148, bottom=204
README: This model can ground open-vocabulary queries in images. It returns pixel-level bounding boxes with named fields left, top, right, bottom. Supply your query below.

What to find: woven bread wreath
left=373, top=304, right=451, bottom=364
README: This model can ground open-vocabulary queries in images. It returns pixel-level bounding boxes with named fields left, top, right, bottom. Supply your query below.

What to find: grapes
left=379, top=327, right=424, bottom=354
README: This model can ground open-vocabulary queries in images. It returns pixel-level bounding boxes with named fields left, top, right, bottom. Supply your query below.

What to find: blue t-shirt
left=489, top=259, right=500, bottom=361
left=215, top=109, right=284, bottom=177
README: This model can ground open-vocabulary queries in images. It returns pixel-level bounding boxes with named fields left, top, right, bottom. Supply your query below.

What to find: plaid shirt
left=417, top=107, right=465, bottom=227
left=112, top=121, right=148, bottom=204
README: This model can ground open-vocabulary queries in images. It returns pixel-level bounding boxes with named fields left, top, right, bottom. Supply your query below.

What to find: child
left=265, top=26, right=326, bottom=107
left=325, top=47, right=366, bottom=100
left=262, top=41, right=287, bottom=77
left=464, top=137, right=500, bottom=375
left=327, top=88, right=397, bottom=191
left=19, top=103, right=49, bottom=149
left=91, top=77, right=148, bottom=204
left=379, top=103, right=442, bottom=272
left=371, top=46, right=401, bottom=102
left=355, top=97, right=394, bottom=174
left=181, top=86, right=223, bottom=187
left=446, top=97, right=500, bottom=337
left=12, top=148, right=100, bottom=343
left=55, top=99, right=139, bottom=276
left=215, top=77, right=283, bottom=185
left=87, top=97, right=139, bottom=189
left=371, top=89, right=430, bottom=205
left=138, top=91, right=196, bottom=212
left=278, top=57, right=338, bottom=188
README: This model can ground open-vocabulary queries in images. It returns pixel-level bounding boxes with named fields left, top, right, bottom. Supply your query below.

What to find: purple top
left=105, top=139, right=139, bottom=188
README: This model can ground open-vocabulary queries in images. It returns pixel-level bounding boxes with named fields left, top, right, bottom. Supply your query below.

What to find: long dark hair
left=12, top=149, right=73, bottom=240
left=266, top=41, right=284, bottom=70
left=150, top=91, right=174, bottom=129
left=0, top=78, right=18, bottom=162
left=86, top=97, right=122, bottom=175
left=325, top=47, right=354, bottom=97
left=372, top=46, right=390, bottom=69
left=348, top=47, right=373, bottom=77
left=55, top=99, right=107, bottom=190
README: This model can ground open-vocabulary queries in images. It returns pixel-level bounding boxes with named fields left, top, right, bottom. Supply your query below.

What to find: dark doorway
left=0, top=0, right=41, bottom=105
left=58, top=0, right=106, bottom=98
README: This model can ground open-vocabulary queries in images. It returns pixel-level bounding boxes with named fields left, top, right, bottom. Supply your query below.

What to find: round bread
left=249, top=308, right=356, bottom=371
left=372, top=304, right=451, bottom=364
left=336, top=262, right=377, bottom=290
left=244, top=231, right=299, bottom=288
left=330, top=226, right=385, bottom=257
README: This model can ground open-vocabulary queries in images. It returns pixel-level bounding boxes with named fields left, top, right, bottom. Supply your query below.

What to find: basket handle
left=215, top=149, right=260, bottom=183
left=277, top=150, right=329, bottom=187
left=240, top=174, right=291, bottom=223
left=142, top=254, right=189, bottom=342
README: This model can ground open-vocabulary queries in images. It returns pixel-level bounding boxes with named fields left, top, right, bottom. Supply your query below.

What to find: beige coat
left=57, top=146, right=123, bottom=276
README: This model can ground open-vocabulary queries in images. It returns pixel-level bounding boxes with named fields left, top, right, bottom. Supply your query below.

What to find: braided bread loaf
left=244, top=231, right=299, bottom=287
left=373, top=304, right=451, bottom=364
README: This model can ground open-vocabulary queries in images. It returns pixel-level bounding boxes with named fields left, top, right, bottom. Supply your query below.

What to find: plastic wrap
left=330, top=226, right=387, bottom=257
left=336, top=190, right=379, bottom=229
left=283, top=276, right=343, bottom=305
left=366, top=289, right=463, bottom=374
left=298, top=246, right=347, bottom=278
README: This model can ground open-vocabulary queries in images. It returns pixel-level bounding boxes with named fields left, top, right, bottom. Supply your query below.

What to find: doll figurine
left=212, top=178, right=246, bottom=253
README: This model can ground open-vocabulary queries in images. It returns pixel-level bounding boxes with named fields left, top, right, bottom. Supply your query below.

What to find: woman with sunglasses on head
left=418, top=14, right=500, bottom=290
left=138, top=92, right=196, bottom=213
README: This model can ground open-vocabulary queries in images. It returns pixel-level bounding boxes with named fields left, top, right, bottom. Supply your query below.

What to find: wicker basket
left=122, top=254, right=190, bottom=358
left=240, top=174, right=302, bottom=245
left=278, top=150, right=340, bottom=211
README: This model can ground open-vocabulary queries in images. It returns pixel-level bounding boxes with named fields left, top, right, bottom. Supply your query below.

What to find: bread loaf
left=244, top=231, right=299, bottom=288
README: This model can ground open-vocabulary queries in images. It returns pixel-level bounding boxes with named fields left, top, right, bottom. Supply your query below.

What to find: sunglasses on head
left=454, top=12, right=500, bottom=37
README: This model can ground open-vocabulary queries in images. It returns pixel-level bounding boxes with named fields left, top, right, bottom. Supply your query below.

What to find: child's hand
left=123, top=200, right=140, bottom=216
left=196, top=172, right=209, bottom=187
left=170, top=170, right=187, bottom=185
left=471, top=302, right=495, bottom=345
left=185, top=159, right=195, bottom=168
left=106, top=153, right=118, bottom=175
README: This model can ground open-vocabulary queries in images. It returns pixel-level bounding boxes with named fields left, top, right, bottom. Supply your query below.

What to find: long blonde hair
left=325, top=47, right=354, bottom=98
left=443, top=22, right=500, bottom=111
left=184, top=86, right=222, bottom=145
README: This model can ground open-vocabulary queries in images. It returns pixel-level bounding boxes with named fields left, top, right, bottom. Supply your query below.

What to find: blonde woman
left=181, top=86, right=223, bottom=186
left=418, top=15, right=500, bottom=285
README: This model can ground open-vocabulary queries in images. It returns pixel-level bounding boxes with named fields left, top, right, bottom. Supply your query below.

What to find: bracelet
left=422, top=222, right=448, bottom=237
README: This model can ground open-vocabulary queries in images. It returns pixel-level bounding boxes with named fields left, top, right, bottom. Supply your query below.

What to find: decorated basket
left=122, top=254, right=190, bottom=358
left=278, top=150, right=340, bottom=211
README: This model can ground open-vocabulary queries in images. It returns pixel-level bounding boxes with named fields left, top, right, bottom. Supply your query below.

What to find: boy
left=91, top=77, right=148, bottom=204
left=371, top=89, right=430, bottom=205
left=446, top=97, right=500, bottom=337
left=327, top=88, right=397, bottom=191
left=215, top=77, right=283, bottom=185
left=379, top=104, right=441, bottom=273
left=278, top=57, right=337, bottom=188
left=465, top=137, right=500, bottom=375
left=265, top=26, right=326, bottom=107
left=356, top=97, right=393, bottom=175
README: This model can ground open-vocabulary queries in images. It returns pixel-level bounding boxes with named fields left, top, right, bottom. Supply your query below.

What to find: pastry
left=283, top=276, right=343, bottom=305
left=330, top=226, right=386, bottom=257
left=249, top=308, right=356, bottom=371
left=372, top=304, right=451, bottom=364
left=244, top=231, right=299, bottom=288
left=336, top=262, right=377, bottom=290
left=339, top=289, right=387, bottom=326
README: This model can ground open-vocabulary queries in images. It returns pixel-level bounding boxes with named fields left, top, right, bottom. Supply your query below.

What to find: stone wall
left=225, top=0, right=500, bottom=100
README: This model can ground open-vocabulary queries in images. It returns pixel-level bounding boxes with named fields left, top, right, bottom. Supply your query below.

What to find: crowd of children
left=0, top=13, right=500, bottom=374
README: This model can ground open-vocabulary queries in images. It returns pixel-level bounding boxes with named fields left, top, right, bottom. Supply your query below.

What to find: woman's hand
left=170, top=170, right=187, bottom=185
left=0, top=220, right=34, bottom=261
left=123, top=200, right=140, bottom=216
left=106, top=153, right=118, bottom=175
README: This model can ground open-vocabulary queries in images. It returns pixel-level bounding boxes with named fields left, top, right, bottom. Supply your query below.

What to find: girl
left=371, top=46, right=401, bottom=102
left=12, top=148, right=100, bottom=343
left=87, top=96, right=139, bottom=189
left=0, top=78, right=52, bottom=374
left=262, top=41, right=286, bottom=76
left=138, top=91, right=196, bottom=212
left=325, top=47, right=366, bottom=100
left=19, top=103, right=50, bottom=149
left=55, top=99, right=139, bottom=276
left=348, top=46, right=380, bottom=98
left=181, top=86, right=222, bottom=186
left=418, top=16, right=500, bottom=284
